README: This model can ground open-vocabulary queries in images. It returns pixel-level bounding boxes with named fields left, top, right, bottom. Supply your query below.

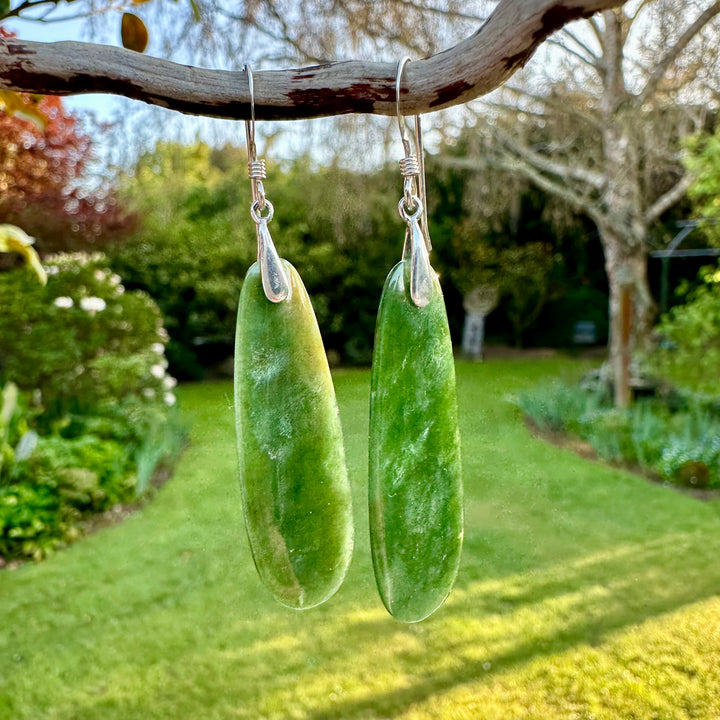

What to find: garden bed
left=525, top=416, right=720, bottom=501
left=517, top=380, right=720, bottom=493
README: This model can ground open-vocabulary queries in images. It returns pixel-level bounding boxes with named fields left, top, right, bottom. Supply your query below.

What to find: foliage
left=0, top=384, right=185, bottom=563
left=518, top=380, right=720, bottom=489
left=110, top=143, right=401, bottom=375
left=442, top=155, right=596, bottom=348
left=109, top=143, right=255, bottom=377
left=685, top=127, right=720, bottom=245
left=0, top=381, right=37, bottom=485
left=112, top=141, right=604, bottom=376
left=651, top=262, right=720, bottom=395
left=0, top=91, right=132, bottom=256
left=0, top=251, right=177, bottom=419
left=0, top=254, right=184, bottom=562
left=452, top=236, right=563, bottom=348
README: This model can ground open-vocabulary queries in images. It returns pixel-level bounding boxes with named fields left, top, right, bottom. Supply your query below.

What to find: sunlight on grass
left=2, top=358, right=719, bottom=719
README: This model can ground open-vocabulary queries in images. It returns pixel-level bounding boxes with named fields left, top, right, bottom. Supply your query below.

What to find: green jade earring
left=233, top=65, right=353, bottom=610
left=368, top=57, right=463, bottom=623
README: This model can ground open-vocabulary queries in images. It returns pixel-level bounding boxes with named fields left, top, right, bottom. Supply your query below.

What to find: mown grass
left=2, top=358, right=720, bottom=720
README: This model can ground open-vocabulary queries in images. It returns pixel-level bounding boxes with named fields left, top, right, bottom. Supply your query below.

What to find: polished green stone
left=369, top=260, right=463, bottom=623
left=234, top=261, right=353, bottom=609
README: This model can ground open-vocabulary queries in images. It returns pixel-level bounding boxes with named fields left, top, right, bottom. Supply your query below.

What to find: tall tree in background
left=456, top=1, right=720, bottom=405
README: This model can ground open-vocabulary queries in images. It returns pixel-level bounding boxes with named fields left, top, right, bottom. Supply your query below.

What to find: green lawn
left=2, top=358, right=720, bottom=720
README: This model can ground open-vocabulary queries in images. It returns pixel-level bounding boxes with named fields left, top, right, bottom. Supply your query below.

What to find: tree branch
left=0, top=0, right=626, bottom=120
left=644, top=173, right=694, bottom=225
left=436, top=154, right=606, bottom=225
left=640, top=2, right=720, bottom=104
left=559, top=26, right=600, bottom=62
left=546, top=36, right=600, bottom=72
left=492, top=124, right=606, bottom=189
left=496, top=84, right=604, bottom=130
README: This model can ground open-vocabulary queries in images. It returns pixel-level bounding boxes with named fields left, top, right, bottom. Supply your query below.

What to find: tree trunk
left=600, top=224, right=655, bottom=407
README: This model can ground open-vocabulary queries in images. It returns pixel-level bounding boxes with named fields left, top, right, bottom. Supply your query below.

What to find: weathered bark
left=0, top=0, right=627, bottom=119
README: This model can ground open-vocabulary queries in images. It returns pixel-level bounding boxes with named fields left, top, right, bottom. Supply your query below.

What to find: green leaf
left=189, top=0, right=201, bottom=21
left=0, top=0, right=11, bottom=19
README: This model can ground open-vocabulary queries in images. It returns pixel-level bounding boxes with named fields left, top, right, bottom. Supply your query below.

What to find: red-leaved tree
left=0, top=35, right=132, bottom=255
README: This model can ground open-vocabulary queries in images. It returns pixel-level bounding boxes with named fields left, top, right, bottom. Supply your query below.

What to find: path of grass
left=2, top=359, right=720, bottom=719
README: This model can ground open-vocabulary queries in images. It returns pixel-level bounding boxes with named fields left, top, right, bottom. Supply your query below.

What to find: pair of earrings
left=234, top=61, right=462, bottom=623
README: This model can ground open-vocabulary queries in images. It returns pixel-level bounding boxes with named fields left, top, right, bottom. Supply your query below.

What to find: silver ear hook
left=243, top=64, right=268, bottom=214
left=396, top=56, right=414, bottom=161
left=243, top=64, right=289, bottom=303
left=395, top=57, right=430, bottom=247
left=395, top=57, right=433, bottom=309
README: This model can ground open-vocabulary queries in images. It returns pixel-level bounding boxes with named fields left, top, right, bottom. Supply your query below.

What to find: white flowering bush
left=0, top=252, right=177, bottom=418
left=0, top=253, right=185, bottom=564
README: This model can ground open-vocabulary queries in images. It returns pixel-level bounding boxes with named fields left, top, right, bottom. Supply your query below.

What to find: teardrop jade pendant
left=369, top=260, right=463, bottom=622
left=234, top=260, right=353, bottom=609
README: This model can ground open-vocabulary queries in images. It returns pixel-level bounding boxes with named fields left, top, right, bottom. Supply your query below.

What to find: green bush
left=0, top=385, right=186, bottom=563
left=0, top=255, right=185, bottom=564
left=11, top=435, right=133, bottom=510
left=651, top=263, right=720, bottom=395
left=0, top=482, right=78, bottom=562
left=0, top=252, right=177, bottom=420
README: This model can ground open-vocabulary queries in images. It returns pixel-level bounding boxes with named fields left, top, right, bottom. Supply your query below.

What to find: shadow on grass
left=293, top=530, right=720, bottom=720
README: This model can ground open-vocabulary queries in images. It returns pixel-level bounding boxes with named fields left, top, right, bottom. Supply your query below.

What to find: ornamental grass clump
left=518, top=382, right=720, bottom=490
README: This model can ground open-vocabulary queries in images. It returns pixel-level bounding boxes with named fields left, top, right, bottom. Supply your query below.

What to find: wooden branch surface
left=0, top=0, right=624, bottom=120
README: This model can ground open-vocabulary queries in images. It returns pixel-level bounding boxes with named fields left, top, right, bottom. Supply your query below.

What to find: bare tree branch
left=0, top=0, right=626, bottom=120
left=644, top=173, right=695, bottom=225
left=640, top=2, right=720, bottom=104
left=439, top=153, right=606, bottom=224
left=496, top=84, right=604, bottom=130
left=559, top=26, right=600, bottom=61
left=493, top=125, right=606, bottom=189
left=546, top=36, right=600, bottom=72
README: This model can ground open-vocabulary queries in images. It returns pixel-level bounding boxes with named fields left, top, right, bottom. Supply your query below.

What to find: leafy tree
left=0, top=91, right=131, bottom=254
left=652, top=262, right=720, bottom=395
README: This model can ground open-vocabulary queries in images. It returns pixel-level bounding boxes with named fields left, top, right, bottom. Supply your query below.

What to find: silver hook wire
left=396, top=56, right=414, bottom=160
left=243, top=63, right=257, bottom=164
left=243, top=64, right=267, bottom=211
left=242, top=63, right=288, bottom=303
left=395, top=57, right=430, bottom=247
